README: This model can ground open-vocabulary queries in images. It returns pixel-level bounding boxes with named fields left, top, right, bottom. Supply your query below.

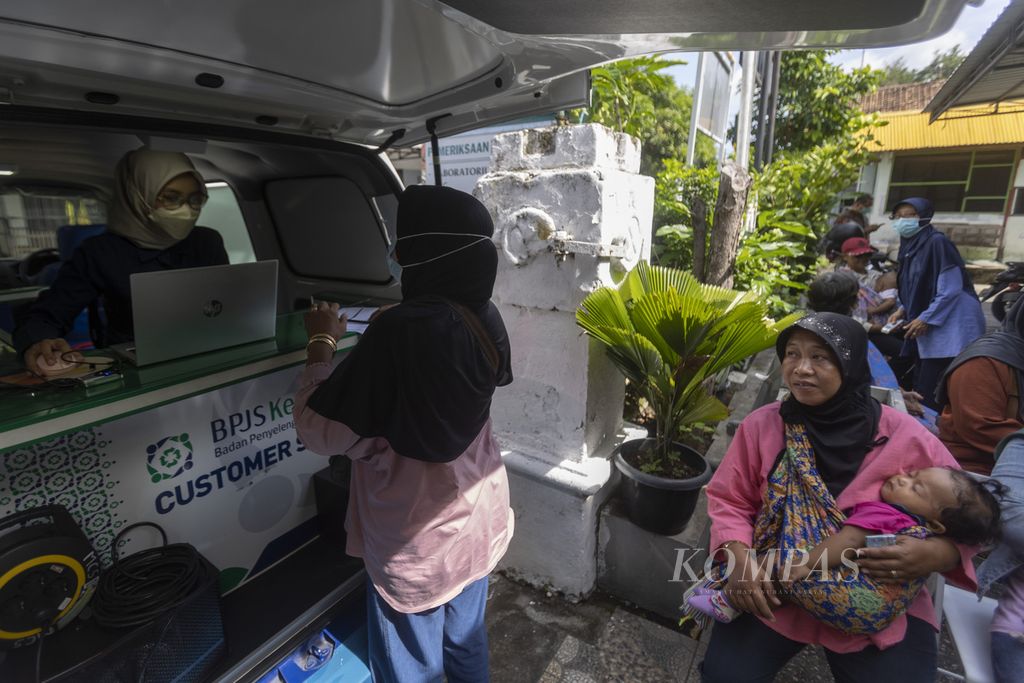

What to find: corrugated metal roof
left=868, top=108, right=1024, bottom=151
left=926, top=2, right=1024, bottom=120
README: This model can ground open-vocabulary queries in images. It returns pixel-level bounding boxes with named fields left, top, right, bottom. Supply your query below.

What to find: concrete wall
left=476, top=124, right=654, bottom=598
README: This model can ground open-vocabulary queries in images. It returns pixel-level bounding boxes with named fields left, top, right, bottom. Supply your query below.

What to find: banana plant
left=577, top=261, right=800, bottom=464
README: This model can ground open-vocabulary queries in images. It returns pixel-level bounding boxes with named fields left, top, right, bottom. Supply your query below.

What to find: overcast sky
left=831, top=0, right=1010, bottom=71
left=665, top=0, right=1010, bottom=89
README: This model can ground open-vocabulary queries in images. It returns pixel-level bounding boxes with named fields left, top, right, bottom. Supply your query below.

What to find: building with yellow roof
left=856, top=80, right=1024, bottom=261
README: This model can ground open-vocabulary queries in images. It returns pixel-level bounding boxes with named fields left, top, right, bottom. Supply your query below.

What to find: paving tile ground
left=487, top=571, right=970, bottom=682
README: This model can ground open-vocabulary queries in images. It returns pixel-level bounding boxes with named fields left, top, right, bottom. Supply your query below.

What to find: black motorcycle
left=979, top=261, right=1024, bottom=321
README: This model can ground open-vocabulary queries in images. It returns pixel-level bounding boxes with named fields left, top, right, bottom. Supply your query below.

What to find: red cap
left=841, top=237, right=873, bottom=256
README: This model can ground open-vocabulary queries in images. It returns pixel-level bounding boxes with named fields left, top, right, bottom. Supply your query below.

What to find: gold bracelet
left=307, top=338, right=336, bottom=352
left=308, top=332, right=336, bottom=344
left=306, top=335, right=337, bottom=352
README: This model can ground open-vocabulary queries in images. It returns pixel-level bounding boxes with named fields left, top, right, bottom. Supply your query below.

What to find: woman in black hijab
left=775, top=314, right=882, bottom=497
left=937, top=296, right=1024, bottom=475
left=700, top=313, right=977, bottom=683
left=294, top=185, right=514, bottom=683
left=306, top=185, right=512, bottom=460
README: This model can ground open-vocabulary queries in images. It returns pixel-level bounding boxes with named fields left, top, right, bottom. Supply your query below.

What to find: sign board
left=687, top=51, right=736, bottom=165
left=0, top=363, right=328, bottom=592
left=697, top=53, right=733, bottom=143
left=424, top=117, right=554, bottom=193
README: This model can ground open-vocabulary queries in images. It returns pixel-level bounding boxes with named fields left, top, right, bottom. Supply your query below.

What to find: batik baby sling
left=680, top=423, right=928, bottom=637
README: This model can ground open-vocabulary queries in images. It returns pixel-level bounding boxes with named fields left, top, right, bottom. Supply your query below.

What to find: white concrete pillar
left=474, top=124, right=653, bottom=598
left=871, top=152, right=897, bottom=255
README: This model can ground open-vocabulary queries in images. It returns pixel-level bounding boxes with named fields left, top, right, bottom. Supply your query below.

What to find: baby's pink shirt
left=845, top=500, right=919, bottom=535
left=294, top=361, right=514, bottom=614
left=708, top=402, right=977, bottom=653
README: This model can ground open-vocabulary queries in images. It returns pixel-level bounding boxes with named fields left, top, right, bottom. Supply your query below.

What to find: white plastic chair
left=939, top=581, right=999, bottom=683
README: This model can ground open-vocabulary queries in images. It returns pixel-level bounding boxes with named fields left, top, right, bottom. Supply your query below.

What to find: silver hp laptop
left=116, top=261, right=278, bottom=366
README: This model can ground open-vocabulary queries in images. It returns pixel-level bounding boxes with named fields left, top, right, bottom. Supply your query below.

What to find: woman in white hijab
left=14, top=148, right=229, bottom=374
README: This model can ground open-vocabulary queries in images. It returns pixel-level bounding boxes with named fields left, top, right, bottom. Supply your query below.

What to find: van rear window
left=265, top=177, right=389, bottom=282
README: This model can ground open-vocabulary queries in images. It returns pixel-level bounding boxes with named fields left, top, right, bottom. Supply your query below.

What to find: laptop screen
left=128, top=261, right=278, bottom=366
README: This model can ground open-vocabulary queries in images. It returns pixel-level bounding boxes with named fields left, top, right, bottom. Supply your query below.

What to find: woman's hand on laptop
left=23, top=338, right=81, bottom=376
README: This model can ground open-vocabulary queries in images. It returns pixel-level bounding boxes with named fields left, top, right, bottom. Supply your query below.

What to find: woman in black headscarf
left=294, top=185, right=513, bottom=683
left=937, top=296, right=1024, bottom=475
left=699, top=313, right=978, bottom=683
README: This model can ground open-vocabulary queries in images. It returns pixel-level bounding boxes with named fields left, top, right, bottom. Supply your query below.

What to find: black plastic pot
left=613, top=438, right=712, bottom=536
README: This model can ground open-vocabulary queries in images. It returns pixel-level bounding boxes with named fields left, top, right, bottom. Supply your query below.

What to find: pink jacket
left=294, top=362, right=514, bottom=614
left=708, top=402, right=977, bottom=652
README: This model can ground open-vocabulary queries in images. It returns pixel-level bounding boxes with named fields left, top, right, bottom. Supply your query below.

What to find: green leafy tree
left=916, top=46, right=965, bottom=82
left=880, top=47, right=965, bottom=85
left=879, top=57, right=918, bottom=85
left=759, top=50, right=881, bottom=153
left=581, top=56, right=716, bottom=175
left=755, top=132, right=882, bottom=235
left=654, top=52, right=885, bottom=314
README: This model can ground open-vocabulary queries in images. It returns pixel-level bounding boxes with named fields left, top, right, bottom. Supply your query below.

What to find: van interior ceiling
left=0, top=120, right=405, bottom=311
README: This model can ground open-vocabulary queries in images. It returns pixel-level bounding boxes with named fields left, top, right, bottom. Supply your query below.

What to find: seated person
left=808, top=271, right=922, bottom=418
left=978, top=430, right=1024, bottom=683
left=839, top=236, right=882, bottom=290
left=13, top=149, right=228, bottom=374
left=694, top=314, right=980, bottom=683
left=937, top=296, right=1024, bottom=475
left=689, top=466, right=1002, bottom=634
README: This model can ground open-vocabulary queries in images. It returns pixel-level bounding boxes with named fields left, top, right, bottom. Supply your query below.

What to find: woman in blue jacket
left=886, top=197, right=985, bottom=409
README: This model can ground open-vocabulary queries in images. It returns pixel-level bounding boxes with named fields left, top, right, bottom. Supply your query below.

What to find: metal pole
left=686, top=53, right=706, bottom=166
left=764, top=51, right=782, bottom=166
left=754, top=53, right=770, bottom=170
left=735, top=51, right=758, bottom=170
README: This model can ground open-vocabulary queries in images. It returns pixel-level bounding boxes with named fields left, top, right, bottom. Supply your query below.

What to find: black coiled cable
left=91, top=522, right=204, bottom=630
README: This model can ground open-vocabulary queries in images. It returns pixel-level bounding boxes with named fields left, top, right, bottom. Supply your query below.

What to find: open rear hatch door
left=0, top=0, right=975, bottom=146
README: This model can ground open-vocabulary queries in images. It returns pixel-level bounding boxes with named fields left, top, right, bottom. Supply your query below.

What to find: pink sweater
left=709, top=402, right=977, bottom=653
left=294, top=361, right=514, bottom=614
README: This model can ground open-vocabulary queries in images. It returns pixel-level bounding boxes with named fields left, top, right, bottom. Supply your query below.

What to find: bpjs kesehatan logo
left=146, top=433, right=195, bottom=482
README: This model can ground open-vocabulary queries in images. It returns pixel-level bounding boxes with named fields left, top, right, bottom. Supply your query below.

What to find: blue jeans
left=366, top=575, right=490, bottom=683
left=992, top=631, right=1024, bottom=683
left=700, top=613, right=937, bottom=683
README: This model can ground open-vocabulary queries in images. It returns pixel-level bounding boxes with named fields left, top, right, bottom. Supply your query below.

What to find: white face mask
left=149, top=204, right=199, bottom=241
left=396, top=232, right=491, bottom=268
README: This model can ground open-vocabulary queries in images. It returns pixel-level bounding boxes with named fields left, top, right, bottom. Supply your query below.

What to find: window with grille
left=887, top=149, right=1017, bottom=213
left=0, top=191, right=106, bottom=260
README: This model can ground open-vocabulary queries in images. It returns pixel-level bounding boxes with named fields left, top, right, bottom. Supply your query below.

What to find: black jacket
left=13, top=227, right=228, bottom=357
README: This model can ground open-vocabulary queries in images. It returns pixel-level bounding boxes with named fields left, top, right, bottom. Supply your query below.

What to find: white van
left=0, top=2, right=974, bottom=681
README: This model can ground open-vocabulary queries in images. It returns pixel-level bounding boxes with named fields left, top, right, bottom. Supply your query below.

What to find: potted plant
left=576, top=261, right=798, bottom=534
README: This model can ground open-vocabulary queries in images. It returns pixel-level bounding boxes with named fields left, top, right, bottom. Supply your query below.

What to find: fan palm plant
left=577, top=261, right=799, bottom=469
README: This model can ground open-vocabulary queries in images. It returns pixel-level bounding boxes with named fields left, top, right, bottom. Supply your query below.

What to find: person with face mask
left=886, top=197, right=985, bottom=411
left=295, top=185, right=513, bottom=682
left=13, top=148, right=228, bottom=374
